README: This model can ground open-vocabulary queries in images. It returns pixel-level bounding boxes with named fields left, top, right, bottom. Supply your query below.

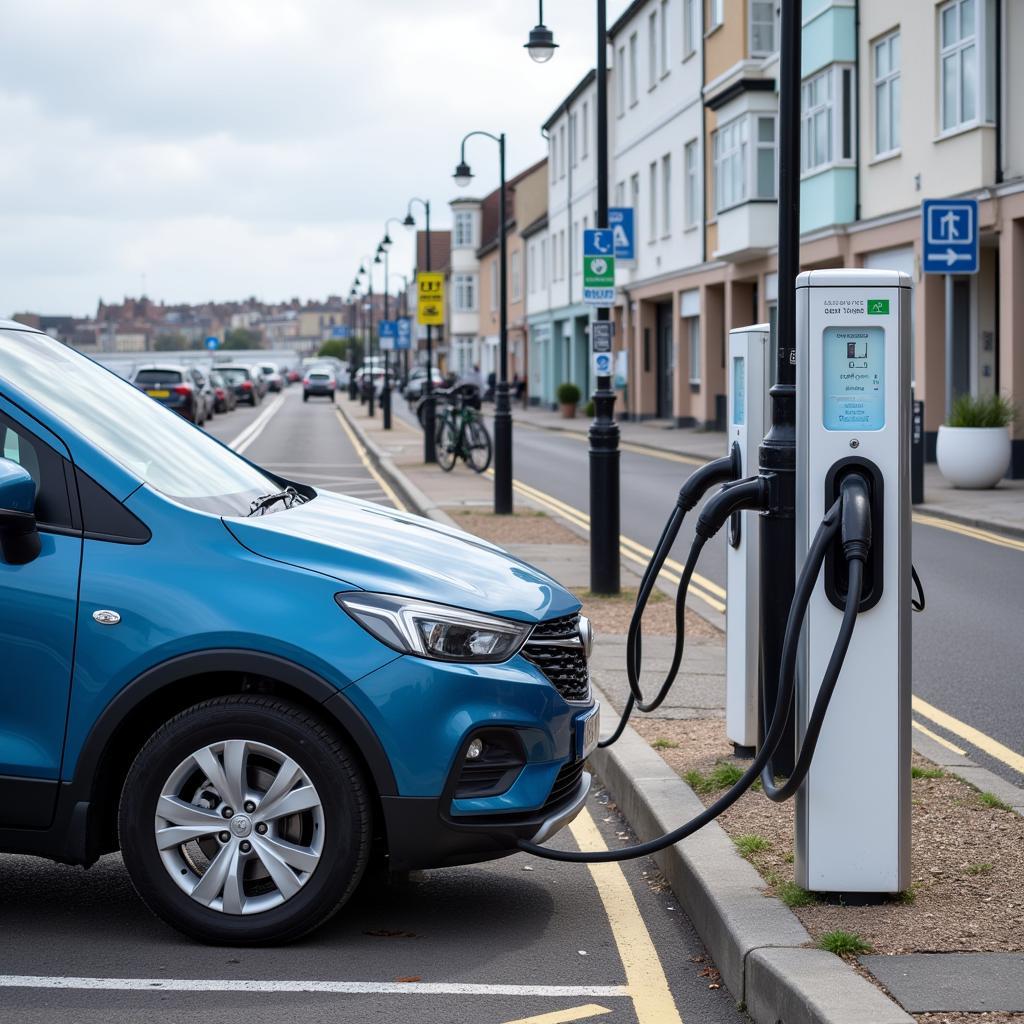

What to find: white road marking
left=228, top=393, right=287, bottom=454
left=0, top=976, right=630, bottom=998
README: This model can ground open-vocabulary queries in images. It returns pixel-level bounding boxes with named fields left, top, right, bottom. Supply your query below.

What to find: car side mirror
left=0, top=458, right=41, bottom=565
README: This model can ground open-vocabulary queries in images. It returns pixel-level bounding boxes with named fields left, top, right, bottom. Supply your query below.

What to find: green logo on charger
left=867, top=299, right=889, bottom=314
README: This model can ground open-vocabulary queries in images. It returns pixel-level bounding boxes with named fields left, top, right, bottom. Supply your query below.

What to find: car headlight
left=335, top=593, right=532, bottom=663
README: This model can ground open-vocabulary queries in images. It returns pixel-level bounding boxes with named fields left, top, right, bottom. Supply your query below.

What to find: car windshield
left=261, top=365, right=276, bottom=375
left=220, top=367, right=248, bottom=383
left=135, top=369, right=183, bottom=385
left=0, top=329, right=284, bottom=515
left=310, top=373, right=330, bottom=381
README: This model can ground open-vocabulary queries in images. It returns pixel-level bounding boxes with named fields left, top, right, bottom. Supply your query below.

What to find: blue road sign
left=330, top=325, right=351, bottom=339
left=583, top=228, right=614, bottom=257
left=922, top=198, right=979, bottom=274
left=395, top=317, right=412, bottom=350
left=204, top=336, right=220, bottom=350
left=608, top=207, right=635, bottom=260
left=378, top=319, right=397, bottom=351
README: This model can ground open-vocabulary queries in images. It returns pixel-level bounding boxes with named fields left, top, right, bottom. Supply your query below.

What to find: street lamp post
left=348, top=283, right=360, bottom=400
left=358, top=254, right=380, bottom=417
left=379, top=218, right=405, bottom=431
left=454, top=130, right=512, bottom=516
left=389, top=272, right=411, bottom=385
left=404, top=198, right=436, bottom=464
left=525, top=0, right=619, bottom=592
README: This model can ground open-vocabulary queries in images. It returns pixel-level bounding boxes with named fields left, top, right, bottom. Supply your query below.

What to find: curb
left=515, top=415, right=1024, bottom=543
left=587, top=682, right=913, bottom=1024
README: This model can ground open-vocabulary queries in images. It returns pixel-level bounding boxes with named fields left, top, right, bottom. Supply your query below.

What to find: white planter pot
left=936, top=425, right=1011, bottom=489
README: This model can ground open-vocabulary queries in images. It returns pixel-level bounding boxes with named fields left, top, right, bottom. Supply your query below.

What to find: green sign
left=867, top=299, right=889, bottom=315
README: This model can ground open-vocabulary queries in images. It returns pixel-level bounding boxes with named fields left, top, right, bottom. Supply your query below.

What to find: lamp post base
left=588, top=381, right=620, bottom=594
left=493, top=382, right=513, bottom=515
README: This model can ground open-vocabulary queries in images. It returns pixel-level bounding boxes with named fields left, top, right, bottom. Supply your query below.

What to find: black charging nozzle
left=517, top=468, right=875, bottom=864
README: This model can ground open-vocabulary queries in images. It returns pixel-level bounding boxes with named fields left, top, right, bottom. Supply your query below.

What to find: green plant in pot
left=937, top=394, right=1016, bottom=489
left=556, top=381, right=581, bottom=418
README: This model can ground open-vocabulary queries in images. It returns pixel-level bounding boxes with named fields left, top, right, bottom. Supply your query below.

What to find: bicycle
left=434, top=386, right=491, bottom=474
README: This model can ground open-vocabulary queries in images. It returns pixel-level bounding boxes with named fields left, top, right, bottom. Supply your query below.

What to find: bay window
left=713, top=113, right=777, bottom=213
left=801, top=64, right=855, bottom=174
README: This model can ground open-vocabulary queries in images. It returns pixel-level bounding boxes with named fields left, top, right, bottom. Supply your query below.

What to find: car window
left=135, top=369, right=183, bottom=385
left=310, top=373, right=329, bottom=381
left=0, top=410, right=74, bottom=529
left=0, top=330, right=282, bottom=515
left=220, top=368, right=248, bottom=383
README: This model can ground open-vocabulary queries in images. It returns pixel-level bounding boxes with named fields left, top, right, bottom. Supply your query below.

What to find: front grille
left=543, top=759, right=586, bottom=811
left=522, top=613, right=591, bottom=703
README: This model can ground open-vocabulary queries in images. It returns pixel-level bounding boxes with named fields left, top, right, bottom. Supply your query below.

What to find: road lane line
left=912, top=719, right=967, bottom=756
left=569, top=807, right=683, bottom=1024
left=0, top=976, right=630, bottom=998
left=912, top=696, right=1024, bottom=776
left=912, top=512, right=1024, bottom=553
left=504, top=475, right=726, bottom=613
left=228, top=393, right=287, bottom=454
left=335, top=408, right=409, bottom=512
left=499, top=1005, right=612, bottom=1024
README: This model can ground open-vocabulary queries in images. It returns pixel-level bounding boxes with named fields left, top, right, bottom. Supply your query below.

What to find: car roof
left=134, top=364, right=189, bottom=372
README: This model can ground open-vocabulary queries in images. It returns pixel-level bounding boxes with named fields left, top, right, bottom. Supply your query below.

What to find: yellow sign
left=417, top=272, right=445, bottom=326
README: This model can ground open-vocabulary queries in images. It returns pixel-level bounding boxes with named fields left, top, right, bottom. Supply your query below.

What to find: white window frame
left=490, top=261, right=498, bottom=312
left=683, top=0, right=699, bottom=56
left=615, top=180, right=626, bottom=206
left=712, top=113, right=776, bottom=213
left=800, top=64, right=856, bottom=175
left=661, top=153, right=672, bottom=237
left=685, top=315, right=701, bottom=384
left=559, top=124, right=567, bottom=179
left=581, top=100, right=590, bottom=158
left=660, top=0, right=670, bottom=75
left=684, top=139, right=699, bottom=228
left=617, top=45, right=627, bottom=115
left=648, top=11, right=658, bottom=90
left=938, top=0, right=992, bottom=133
left=570, top=112, right=578, bottom=167
left=454, top=273, right=477, bottom=313
left=528, top=243, right=536, bottom=294
left=540, top=237, right=548, bottom=287
left=572, top=220, right=580, bottom=276
left=511, top=250, right=522, bottom=302
left=630, top=173, right=640, bottom=226
left=648, top=161, right=658, bottom=242
left=753, top=114, right=778, bottom=199
left=709, top=0, right=724, bottom=31
left=749, top=1, right=778, bottom=57
left=873, top=30, right=901, bottom=157
left=629, top=32, right=639, bottom=105
left=454, top=211, right=475, bottom=248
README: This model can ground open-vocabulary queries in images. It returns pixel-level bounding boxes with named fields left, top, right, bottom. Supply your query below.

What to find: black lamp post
left=404, top=198, right=436, bottom=464
left=348, top=282, right=360, bottom=400
left=524, top=0, right=618, bottom=592
left=378, top=218, right=404, bottom=431
left=358, top=253, right=380, bottom=417
left=454, top=130, right=512, bottom=516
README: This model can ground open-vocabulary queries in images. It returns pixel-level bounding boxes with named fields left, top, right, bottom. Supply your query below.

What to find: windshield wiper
left=247, top=486, right=308, bottom=517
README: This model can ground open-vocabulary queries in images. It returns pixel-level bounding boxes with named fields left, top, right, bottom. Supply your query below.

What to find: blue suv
left=0, top=323, right=598, bottom=944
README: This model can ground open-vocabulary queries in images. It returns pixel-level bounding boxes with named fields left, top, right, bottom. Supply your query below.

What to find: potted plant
left=936, top=394, right=1016, bottom=489
left=556, top=381, right=581, bottom=418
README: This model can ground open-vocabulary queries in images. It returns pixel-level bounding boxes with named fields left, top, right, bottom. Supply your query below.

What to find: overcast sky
left=0, top=0, right=629, bottom=318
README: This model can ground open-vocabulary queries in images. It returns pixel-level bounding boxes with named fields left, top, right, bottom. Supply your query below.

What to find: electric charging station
left=725, top=324, right=771, bottom=752
left=795, top=269, right=911, bottom=893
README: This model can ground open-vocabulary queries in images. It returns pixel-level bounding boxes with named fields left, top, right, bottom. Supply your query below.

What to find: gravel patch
left=444, top=508, right=584, bottom=546
left=632, top=716, right=1024, bottom=956
left=572, top=588, right=722, bottom=641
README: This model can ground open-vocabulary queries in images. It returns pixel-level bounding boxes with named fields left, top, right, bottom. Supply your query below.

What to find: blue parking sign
left=395, top=317, right=412, bottom=350
left=922, top=198, right=978, bottom=274
left=378, top=319, right=397, bottom=351
left=331, top=325, right=351, bottom=339
left=608, top=207, right=635, bottom=260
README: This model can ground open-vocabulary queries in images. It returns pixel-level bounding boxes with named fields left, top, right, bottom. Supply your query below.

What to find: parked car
left=0, top=320, right=596, bottom=944
left=209, top=370, right=237, bottom=414
left=259, top=363, right=285, bottom=392
left=131, top=365, right=213, bottom=425
left=404, top=367, right=446, bottom=402
left=218, top=364, right=262, bottom=406
left=356, top=366, right=386, bottom=400
left=303, top=367, right=336, bottom=402
left=250, top=366, right=269, bottom=399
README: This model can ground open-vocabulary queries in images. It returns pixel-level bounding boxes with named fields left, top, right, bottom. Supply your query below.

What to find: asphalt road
left=0, top=387, right=743, bottom=1024
left=390, top=395, right=1024, bottom=789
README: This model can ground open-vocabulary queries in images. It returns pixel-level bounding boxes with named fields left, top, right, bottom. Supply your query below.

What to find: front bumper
left=347, top=650, right=596, bottom=869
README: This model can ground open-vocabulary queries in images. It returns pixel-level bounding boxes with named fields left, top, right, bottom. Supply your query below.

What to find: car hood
left=224, top=490, right=579, bottom=623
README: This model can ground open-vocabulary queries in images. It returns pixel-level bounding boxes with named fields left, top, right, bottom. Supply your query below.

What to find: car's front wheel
left=119, top=695, right=371, bottom=945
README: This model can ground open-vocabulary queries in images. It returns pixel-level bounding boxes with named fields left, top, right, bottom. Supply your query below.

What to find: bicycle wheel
left=437, top=417, right=458, bottom=472
left=465, top=417, right=492, bottom=473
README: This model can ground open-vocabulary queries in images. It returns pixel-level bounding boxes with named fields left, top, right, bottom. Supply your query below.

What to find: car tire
left=119, top=695, right=371, bottom=946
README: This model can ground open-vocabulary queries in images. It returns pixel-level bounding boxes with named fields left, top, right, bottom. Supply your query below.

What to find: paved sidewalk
left=513, top=404, right=1024, bottom=537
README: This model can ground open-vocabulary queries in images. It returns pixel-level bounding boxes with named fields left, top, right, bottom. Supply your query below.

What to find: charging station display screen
left=823, top=326, right=885, bottom=431
left=732, top=356, right=745, bottom=425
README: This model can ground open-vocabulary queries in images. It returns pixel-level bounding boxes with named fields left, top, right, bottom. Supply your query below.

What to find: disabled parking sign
left=583, top=229, right=615, bottom=307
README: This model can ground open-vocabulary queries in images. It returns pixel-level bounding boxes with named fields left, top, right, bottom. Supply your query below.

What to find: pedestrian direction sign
left=593, top=351, right=613, bottom=377
left=583, top=229, right=615, bottom=306
left=922, top=198, right=978, bottom=274
left=378, top=319, right=397, bottom=351
left=608, top=207, right=635, bottom=260
left=395, top=317, right=412, bottom=350
left=204, top=336, right=219, bottom=350
left=417, top=272, right=445, bottom=325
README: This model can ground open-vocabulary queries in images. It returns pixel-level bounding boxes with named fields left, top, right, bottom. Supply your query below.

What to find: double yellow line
left=498, top=473, right=726, bottom=614
left=911, top=511, right=1024, bottom=553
